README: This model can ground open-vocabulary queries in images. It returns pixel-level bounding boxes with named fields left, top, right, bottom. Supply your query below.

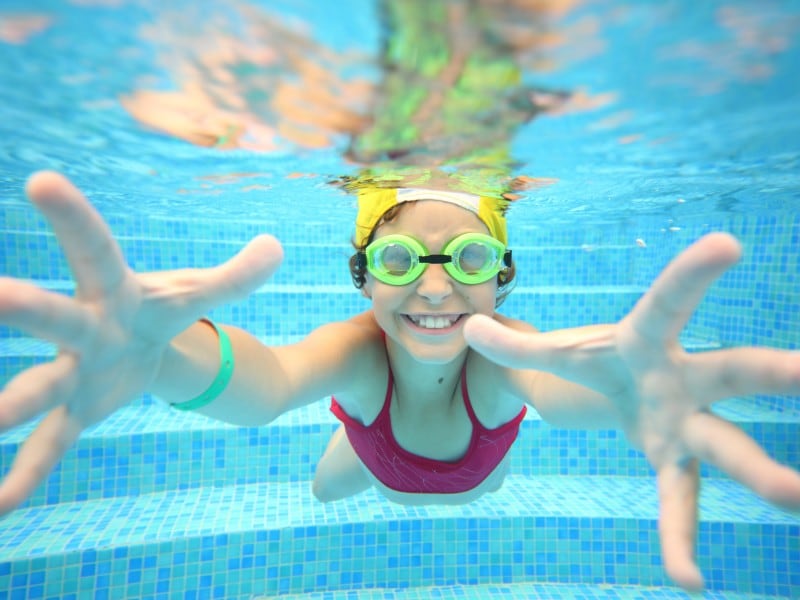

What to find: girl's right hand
left=0, top=171, right=284, bottom=516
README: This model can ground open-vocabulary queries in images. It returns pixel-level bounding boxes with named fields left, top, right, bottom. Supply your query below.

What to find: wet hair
left=349, top=202, right=517, bottom=307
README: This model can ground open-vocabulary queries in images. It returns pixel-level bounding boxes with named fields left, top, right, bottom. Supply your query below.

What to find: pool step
left=1, top=396, right=797, bottom=510
left=0, top=476, right=797, bottom=598
left=273, top=582, right=791, bottom=599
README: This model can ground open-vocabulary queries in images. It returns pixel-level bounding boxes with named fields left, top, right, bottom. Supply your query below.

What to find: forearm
left=151, top=320, right=288, bottom=426
left=531, top=372, right=621, bottom=430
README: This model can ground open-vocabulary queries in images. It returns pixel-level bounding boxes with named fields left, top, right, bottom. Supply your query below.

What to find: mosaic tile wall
left=0, top=205, right=798, bottom=599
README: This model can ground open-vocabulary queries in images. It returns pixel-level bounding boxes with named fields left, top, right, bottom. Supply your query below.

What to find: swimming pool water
left=1, top=0, right=799, bottom=598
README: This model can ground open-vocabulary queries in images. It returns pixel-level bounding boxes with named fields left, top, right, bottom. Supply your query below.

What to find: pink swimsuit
left=330, top=362, right=526, bottom=494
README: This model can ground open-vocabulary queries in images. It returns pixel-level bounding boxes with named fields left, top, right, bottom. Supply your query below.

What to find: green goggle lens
left=364, top=233, right=510, bottom=286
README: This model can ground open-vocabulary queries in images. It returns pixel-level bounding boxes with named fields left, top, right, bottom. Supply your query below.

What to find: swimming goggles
left=358, top=232, right=512, bottom=286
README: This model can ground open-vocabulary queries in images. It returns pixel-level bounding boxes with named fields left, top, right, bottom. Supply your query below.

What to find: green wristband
left=171, top=319, right=235, bottom=411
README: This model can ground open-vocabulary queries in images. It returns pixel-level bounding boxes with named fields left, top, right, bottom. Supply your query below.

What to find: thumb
left=203, top=234, right=284, bottom=306
left=463, top=314, right=555, bottom=370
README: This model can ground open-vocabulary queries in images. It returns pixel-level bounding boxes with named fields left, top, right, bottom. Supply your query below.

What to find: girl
left=0, top=171, right=798, bottom=593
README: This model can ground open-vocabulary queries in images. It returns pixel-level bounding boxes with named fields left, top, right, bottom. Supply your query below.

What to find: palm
left=464, top=232, right=800, bottom=590
left=0, top=171, right=283, bottom=514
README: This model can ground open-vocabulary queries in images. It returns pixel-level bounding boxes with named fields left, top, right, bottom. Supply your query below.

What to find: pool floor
left=0, top=392, right=797, bottom=599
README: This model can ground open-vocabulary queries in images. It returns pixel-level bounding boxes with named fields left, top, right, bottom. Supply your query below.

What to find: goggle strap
left=355, top=252, right=367, bottom=270
left=503, top=250, right=512, bottom=268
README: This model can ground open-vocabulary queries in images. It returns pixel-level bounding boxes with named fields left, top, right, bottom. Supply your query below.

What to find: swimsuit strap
left=460, top=364, right=482, bottom=428
left=382, top=360, right=395, bottom=418
left=371, top=332, right=395, bottom=425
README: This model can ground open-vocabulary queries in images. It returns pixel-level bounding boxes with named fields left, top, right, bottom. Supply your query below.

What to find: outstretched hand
left=464, top=232, right=800, bottom=590
left=0, top=171, right=284, bottom=516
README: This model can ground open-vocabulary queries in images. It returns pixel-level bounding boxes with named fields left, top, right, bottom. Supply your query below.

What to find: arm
left=151, top=317, right=371, bottom=426
left=494, top=316, right=621, bottom=429
left=527, top=366, right=619, bottom=430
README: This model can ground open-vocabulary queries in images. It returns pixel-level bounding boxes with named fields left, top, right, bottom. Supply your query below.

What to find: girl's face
left=364, top=201, right=499, bottom=365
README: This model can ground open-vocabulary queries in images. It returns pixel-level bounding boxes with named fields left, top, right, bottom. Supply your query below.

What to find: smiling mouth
left=403, top=314, right=465, bottom=330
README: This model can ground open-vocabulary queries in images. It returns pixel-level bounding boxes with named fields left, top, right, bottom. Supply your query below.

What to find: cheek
left=366, top=281, right=396, bottom=310
left=467, top=283, right=499, bottom=311
left=367, top=287, right=405, bottom=332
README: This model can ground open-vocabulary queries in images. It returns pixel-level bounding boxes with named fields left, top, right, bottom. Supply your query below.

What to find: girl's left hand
left=463, top=232, right=800, bottom=591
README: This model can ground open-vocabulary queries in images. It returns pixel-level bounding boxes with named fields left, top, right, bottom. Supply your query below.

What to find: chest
left=388, top=387, right=475, bottom=462
left=342, top=346, right=523, bottom=461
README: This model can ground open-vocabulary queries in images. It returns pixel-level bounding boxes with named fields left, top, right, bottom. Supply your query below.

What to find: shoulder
left=272, top=310, right=387, bottom=414
left=306, top=311, right=380, bottom=347
left=299, top=311, right=385, bottom=380
left=310, top=311, right=391, bottom=421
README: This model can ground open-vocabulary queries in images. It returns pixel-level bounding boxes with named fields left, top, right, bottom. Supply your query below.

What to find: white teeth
left=409, top=315, right=458, bottom=329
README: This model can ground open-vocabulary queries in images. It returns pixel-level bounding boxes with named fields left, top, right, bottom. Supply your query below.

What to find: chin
left=396, top=333, right=469, bottom=365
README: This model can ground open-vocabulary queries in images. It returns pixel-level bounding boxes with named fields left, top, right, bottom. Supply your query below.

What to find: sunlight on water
left=0, top=0, right=798, bottom=227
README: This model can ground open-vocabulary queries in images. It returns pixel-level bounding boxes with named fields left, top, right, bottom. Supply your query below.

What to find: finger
left=627, top=233, right=742, bottom=344
left=463, top=314, right=615, bottom=373
left=463, top=314, right=561, bottom=371
left=686, top=347, right=800, bottom=403
left=657, top=459, right=705, bottom=591
left=0, top=405, right=83, bottom=517
left=683, top=411, right=800, bottom=512
left=25, top=171, right=129, bottom=300
left=0, top=354, right=79, bottom=432
left=200, top=233, right=284, bottom=306
left=138, top=234, right=285, bottom=328
left=0, top=277, right=93, bottom=350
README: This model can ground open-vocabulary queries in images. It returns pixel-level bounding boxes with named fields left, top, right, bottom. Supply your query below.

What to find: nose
left=415, top=264, right=453, bottom=303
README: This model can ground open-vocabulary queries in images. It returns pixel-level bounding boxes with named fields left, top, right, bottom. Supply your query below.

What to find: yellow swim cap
left=355, top=187, right=508, bottom=249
